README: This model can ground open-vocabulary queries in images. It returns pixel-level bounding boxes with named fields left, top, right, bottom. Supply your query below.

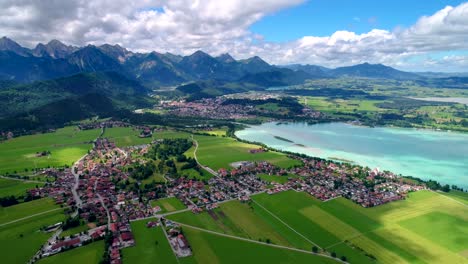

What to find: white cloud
left=0, top=1, right=468, bottom=71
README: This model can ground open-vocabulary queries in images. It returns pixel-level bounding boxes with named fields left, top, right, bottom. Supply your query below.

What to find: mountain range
left=0, top=36, right=448, bottom=86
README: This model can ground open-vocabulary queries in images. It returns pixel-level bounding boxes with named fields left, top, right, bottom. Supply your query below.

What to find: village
left=26, top=122, right=426, bottom=263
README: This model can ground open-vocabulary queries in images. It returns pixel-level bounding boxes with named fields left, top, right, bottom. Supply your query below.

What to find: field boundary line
left=251, top=199, right=321, bottom=249
left=172, top=221, right=346, bottom=263
left=0, top=207, right=65, bottom=227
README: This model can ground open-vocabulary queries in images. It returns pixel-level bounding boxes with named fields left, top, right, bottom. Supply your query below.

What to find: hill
left=330, top=63, right=421, bottom=80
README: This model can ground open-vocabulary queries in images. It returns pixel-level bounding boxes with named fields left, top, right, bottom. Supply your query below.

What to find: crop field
left=150, top=197, right=186, bottom=213
left=179, top=226, right=338, bottom=264
left=60, top=224, right=89, bottom=238
left=153, top=130, right=192, bottom=139
left=0, top=199, right=66, bottom=264
left=0, top=126, right=100, bottom=175
left=439, top=190, right=468, bottom=205
left=102, top=127, right=152, bottom=147
left=252, top=190, right=468, bottom=264
left=168, top=200, right=312, bottom=250
left=303, top=97, right=384, bottom=113
left=0, top=178, right=44, bottom=198
left=37, top=241, right=104, bottom=264
left=122, top=218, right=178, bottom=264
left=193, top=135, right=301, bottom=170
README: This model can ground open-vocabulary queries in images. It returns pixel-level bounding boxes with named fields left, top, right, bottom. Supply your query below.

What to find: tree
left=340, top=256, right=347, bottom=262
left=331, top=252, right=337, bottom=258
left=312, top=246, right=318, bottom=253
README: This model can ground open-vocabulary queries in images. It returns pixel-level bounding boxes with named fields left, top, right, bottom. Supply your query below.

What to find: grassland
left=102, top=127, right=153, bottom=147
left=0, top=126, right=100, bottom=175
left=179, top=226, right=338, bottom=264
left=252, top=190, right=468, bottom=264
left=0, top=199, right=66, bottom=264
left=167, top=200, right=312, bottom=250
left=37, top=241, right=104, bottom=264
left=193, top=135, right=301, bottom=170
left=60, top=224, right=89, bottom=238
left=150, top=197, right=186, bottom=213
left=153, top=130, right=192, bottom=139
left=439, top=190, right=468, bottom=205
left=0, top=178, right=44, bottom=198
left=122, top=218, right=178, bottom=264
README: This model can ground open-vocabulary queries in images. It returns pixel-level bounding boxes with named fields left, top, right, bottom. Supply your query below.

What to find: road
left=94, top=178, right=111, bottom=227
left=71, top=154, right=88, bottom=209
left=170, top=221, right=347, bottom=263
left=191, top=135, right=219, bottom=177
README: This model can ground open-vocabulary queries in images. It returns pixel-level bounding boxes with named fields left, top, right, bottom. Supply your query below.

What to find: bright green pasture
left=0, top=198, right=60, bottom=224
left=122, top=218, right=178, bottom=264
left=253, top=190, right=468, bottom=264
left=0, top=200, right=66, bottom=264
left=37, top=240, right=104, bottom=264
left=167, top=200, right=312, bottom=250
left=193, top=135, right=301, bottom=170
left=102, top=127, right=152, bottom=147
left=153, top=130, right=192, bottom=139
left=150, top=197, right=186, bottom=213
left=179, top=226, right=338, bottom=264
left=439, top=190, right=468, bottom=205
left=0, top=178, right=43, bottom=198
left=60, top=224, right=89, bottom=238
left=0, top=126, right=100, bottom=174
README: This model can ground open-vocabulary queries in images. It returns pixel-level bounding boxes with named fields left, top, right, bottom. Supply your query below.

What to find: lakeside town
left=20, top=121, right=427, bottom=263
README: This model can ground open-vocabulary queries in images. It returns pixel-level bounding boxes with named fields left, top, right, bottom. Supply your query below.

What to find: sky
left=1, top=0, right=468, bottom=72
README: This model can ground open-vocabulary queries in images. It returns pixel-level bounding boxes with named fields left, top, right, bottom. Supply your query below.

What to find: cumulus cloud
left=0, top=0, right=468, bottom=71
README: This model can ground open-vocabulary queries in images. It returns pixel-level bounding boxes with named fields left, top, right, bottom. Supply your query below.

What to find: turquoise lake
left=236, top=122, right=468, bottom=189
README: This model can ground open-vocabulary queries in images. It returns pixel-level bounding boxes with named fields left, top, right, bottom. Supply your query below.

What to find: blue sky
left=251, top=0, right=466, bottom=41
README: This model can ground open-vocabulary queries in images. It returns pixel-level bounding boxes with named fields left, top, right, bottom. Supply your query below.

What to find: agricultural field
left=193, top=135, right=301, bottom=170
left=122, top=218, right=178, bottom=264
left=179, top=226, right=338, bottom=264
left=60, top=224, right=90, bottom=238
left=0, top=199, right=66, bottom=264
left=167, top=200, right=312, bottom=250
left=153, top=130, right=192, bottom=139
left=439, top=190, right=468, bottom=205
left=37, top=241, right=104, bottom=264
left=0, top=126, right=100, bottom=175
left=102, top=127, right=153, bottom=147
left=150, top=197, right=186, bottom=213
left=252, top=190, right=468, bottom=264
left=0, top=178, right=44, bottom=198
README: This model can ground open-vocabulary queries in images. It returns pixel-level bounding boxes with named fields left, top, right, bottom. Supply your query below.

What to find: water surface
left=236, top=122, right=468, bottom=189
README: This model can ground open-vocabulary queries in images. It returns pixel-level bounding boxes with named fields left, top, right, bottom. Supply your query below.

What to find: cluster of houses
left=164, top=220, right=192, bottom=257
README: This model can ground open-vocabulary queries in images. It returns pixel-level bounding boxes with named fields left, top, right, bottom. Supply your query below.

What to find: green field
left=0, top=126, right=100, bottom=175
left=252, top=190, right=468, bottom=264
left=0, top=178, right=43, bottom=198
left=193, top=135, right=301, bottom=170
left=179, top=226, right=338, bottom=264
left=0, top=199, right=66, bottom=264
left=37, top=241, right=104, bottom=264
left=60, top=224, right=90, bottom=238
left=153, top=130, right=192, bottom=139
left=150, top=197, right=186, bottom=213
left=168, top=200, right=312, bottom=250
left=102, top=127, right=153, bottom=147
left=439, top=190, right=468, bottom=205
left=122, top=218, right=178, bottom=264
left=0, top=198, right=60, bottom=224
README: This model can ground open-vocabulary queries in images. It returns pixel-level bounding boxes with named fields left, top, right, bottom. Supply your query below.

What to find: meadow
left=0, top=198, right=66, bottom=264
left=179, top=226, right=338, bottom=264
left=102, top=127, right=153, bottom=147
left=0, top=178, right=44, bottom=198
left=252, top=190, right=468, bottom=264
left=0, top=126, right=100, bottom=175
left=193, top=135, right=301, bottom=170
left=37, top=241, right=104, bottom=264
left=150, top=197, right=186, bottom=213
left=167, top=200, right=312, bottom=250
left=122, top=218, right=178, bottom=264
